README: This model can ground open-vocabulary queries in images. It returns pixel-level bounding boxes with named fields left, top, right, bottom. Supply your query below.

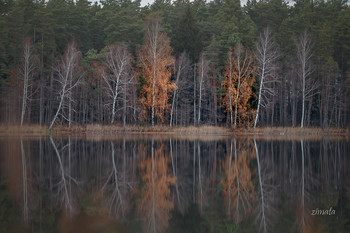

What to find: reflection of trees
left=101, top=141, right=134, bottom=218
left=50, top=136, right=78, bottom=217
left=296, top=140, right=315, bottom=233
left=138, top=140, right=175, bottom=233
left=170, top=139, right=192, bottom=214
left=195, top=141, right=210, bottom=214
left=1, top=136, right=349, bottom=232
left=221, top=139, right=256, bottom=223
left=254, top=139, right=277, bottom=233
left=20, top=137, right=29, bottom=223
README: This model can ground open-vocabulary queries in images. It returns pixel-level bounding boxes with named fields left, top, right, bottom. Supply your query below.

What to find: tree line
left=0, top=0, right=349, bottom=128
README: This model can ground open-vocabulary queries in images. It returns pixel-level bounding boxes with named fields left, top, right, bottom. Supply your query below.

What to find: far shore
left=0, top=124, right=349, bottom=140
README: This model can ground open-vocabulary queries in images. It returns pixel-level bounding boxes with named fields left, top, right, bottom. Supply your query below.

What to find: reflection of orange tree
left=138, top=141, right=176, bottom=233
left=221, top=139, right=257, bottom=223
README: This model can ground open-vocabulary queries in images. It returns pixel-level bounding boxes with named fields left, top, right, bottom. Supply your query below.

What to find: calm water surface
left=0, top=135, right=349, bottom=233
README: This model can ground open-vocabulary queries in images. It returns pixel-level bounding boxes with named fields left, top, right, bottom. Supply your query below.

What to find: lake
left=0, top=134, right=349, bottom=233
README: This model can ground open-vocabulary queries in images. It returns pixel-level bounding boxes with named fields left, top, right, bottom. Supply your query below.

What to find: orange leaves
left=222, top=44, right=257, bottom=128
left=138, top=15, right=176, bottom=125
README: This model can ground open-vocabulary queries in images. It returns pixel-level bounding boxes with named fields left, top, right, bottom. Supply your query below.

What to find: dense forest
left=0, top=0, right=349, bottom=128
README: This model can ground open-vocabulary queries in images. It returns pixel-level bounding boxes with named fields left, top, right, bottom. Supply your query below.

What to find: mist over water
left=0, top=135, right=349, bottom=233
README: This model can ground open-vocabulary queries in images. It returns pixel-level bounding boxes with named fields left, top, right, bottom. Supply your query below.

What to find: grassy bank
left=0, top=124, right=349, bottom=139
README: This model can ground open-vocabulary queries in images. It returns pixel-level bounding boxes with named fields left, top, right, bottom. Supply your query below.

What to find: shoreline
left=0, top=124, right=349, bottom=140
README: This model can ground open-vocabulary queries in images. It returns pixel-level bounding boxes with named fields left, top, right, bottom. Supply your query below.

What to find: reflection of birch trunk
left=101, top=141, right=133, bottom=218
left=20, top=137, right=28, bottom=223
left=197, top=141, right=203, bottom=213
left=50, top=137, right=74, bottom=216
left=228, top=140, right=233, bottom=215
left=254, top=139, right=276, bottom=233
left=254, top=139, right=266, bottom=233
left=138, top=140, right=175, bottom=233
left=223, top=139, right=255, bottom=223
left=297, top=139, right=313, bottom=233
left=170, top=139, right=181, bottom=206
left=111, top=142, right=124, bottom=215
left=234, top=139, right=241, bottom=220
left=151, top=139, right=156, bottom=232
left=193, top=141, right=196, bottom=202
left=301, top=140, right=305, bottom=229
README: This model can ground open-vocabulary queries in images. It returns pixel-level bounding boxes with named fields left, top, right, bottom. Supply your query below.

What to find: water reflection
left=0, top=136, right=349, bottom=233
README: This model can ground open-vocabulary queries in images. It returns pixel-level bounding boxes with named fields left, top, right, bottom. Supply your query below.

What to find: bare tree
left=296, top=29, right=316, bottom=128
left=223, top=49, right=235, bottom=127
left=101, top=44, right=133, bottom=124
left=170, top=52, right=190, bottom=127
left=19, top=38, right=37, bottom=126
left=49, top=40, right=82, bottom=129
left=254, top=27, right=280, bottom=128
left=197, top=52, right=210, bottom=125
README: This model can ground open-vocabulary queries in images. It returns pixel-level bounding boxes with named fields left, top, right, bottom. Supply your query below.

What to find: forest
left=0, top=0, right=349, bottom=129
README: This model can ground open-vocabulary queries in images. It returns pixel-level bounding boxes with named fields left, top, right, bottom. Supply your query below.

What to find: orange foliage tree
left=138, top=141, right=176, bottom=233
left=138, top=15, right=176, bottom=126
left=222, top=43, right=256, bottom=128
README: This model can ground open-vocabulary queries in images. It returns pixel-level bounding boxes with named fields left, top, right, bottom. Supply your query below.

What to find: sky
left=141, top=0, right=154, bottom=6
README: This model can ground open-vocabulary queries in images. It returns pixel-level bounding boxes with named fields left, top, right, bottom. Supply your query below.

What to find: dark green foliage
left=173, top=5, right=201, bottom=62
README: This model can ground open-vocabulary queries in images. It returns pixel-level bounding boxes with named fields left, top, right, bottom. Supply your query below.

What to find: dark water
left=0, top=135, right=349, bottom=233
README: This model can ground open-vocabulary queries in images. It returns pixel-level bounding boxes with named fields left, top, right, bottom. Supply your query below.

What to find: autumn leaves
left=138, top=15, right=176, bottom=126
left=222, top=44, right=257, bottom=129
left=99, top=14, right=259, bottom=128
left=138, top=15, right=258, bottom=128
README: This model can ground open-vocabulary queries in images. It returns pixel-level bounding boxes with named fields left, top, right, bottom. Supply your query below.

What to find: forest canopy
left=0, top=0, right=349, bottom=128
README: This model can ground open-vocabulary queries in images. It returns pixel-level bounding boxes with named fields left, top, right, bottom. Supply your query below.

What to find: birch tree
left=222, top=49, right=235, bottom=127
left=170, top=52, right=190, bottom=127
left=197, top=52, right=210, bottom=125
left=19, top=38, right=37, bottom=126
left=101, top=44, right=133, bottom=124
left=49, top=40, right=82, bottom=129
left=296, top=29, right=316, bottom=128
left=222, top=44, right=256, bottom=129
left=139, top=15, right=175, bottom=126
left=254, top=27, right=280, bottom=128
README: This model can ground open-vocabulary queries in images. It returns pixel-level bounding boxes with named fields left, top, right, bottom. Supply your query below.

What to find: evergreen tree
left=173, top=4, right=201, bottom=62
